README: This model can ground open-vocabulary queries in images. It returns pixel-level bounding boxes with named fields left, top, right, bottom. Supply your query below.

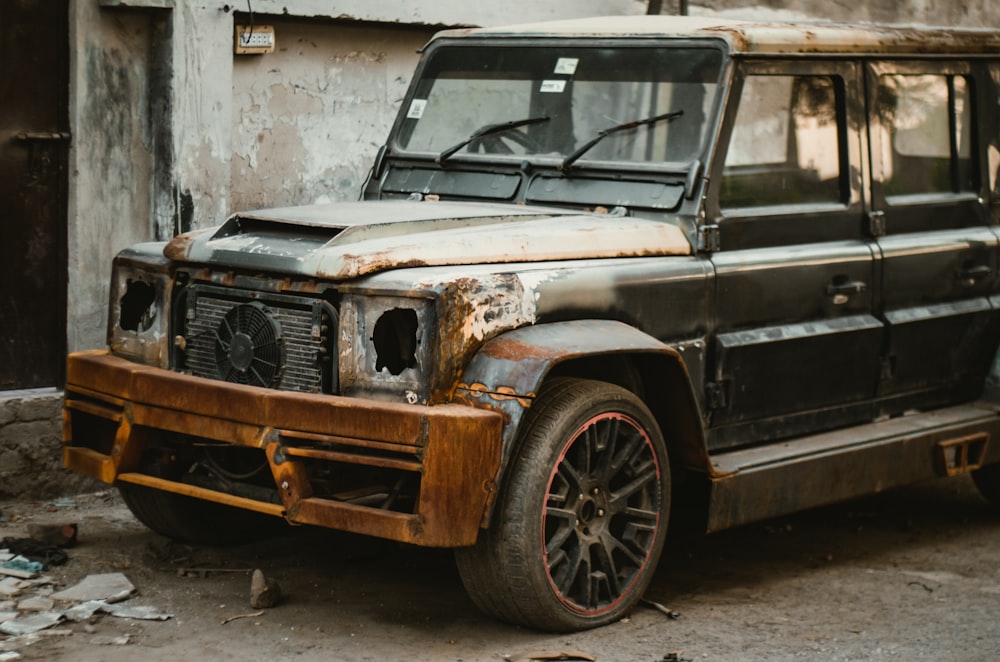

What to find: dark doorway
left=0, top=0, right=70, bottom=390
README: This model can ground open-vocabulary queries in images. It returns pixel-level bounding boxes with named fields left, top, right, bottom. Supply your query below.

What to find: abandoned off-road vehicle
left=64, top=16, right=1000, bottom=631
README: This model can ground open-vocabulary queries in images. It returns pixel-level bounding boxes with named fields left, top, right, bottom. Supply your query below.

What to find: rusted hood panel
left=163, top=200, right=691, bottom=280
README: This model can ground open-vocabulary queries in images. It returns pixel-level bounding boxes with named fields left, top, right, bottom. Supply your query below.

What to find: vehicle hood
left=163, top=200, right=691, bottom=280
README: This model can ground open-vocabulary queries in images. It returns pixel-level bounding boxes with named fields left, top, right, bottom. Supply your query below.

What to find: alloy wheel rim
left=542, top=411, right=662, bottom=615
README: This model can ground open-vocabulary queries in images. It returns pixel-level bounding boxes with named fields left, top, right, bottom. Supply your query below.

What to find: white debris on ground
left=0, top=557, right=173, bottom=657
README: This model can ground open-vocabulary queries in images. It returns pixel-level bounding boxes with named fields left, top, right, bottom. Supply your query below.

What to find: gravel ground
left=1, top=473, right=999, bottom=661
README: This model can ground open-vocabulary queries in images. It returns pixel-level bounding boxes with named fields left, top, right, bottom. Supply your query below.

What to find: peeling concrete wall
left=686, top=0, right=993, bottom=27
left=230, top=22, right=432, bottom=210
left=66, top=2, right=161, bottom=355
left=65, top=0, right=650, bottom=356
left=0, top=391, right=100, bottom=499
left=241, top=0, right=648, bottom=27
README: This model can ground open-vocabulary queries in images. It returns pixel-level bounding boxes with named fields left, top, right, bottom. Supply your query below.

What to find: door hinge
left=698, top=224, right=720, bottom=253
left=705, top=380, right=730, bottom=410
left=867, top=210, right=886, bottom=237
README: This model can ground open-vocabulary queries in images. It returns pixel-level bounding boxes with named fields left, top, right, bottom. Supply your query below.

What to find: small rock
left=249, top=569, right=281, bottom=609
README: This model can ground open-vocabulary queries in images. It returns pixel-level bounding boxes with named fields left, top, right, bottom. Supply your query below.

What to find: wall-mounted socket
left=235, top=25, right=275, bottom=55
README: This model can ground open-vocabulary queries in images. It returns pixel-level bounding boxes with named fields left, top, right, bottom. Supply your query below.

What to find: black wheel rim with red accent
left=542, top=411, right=662, bottom=615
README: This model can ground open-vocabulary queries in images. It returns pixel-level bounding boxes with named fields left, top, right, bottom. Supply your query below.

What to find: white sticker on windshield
left=540, top=80, right=566, bottom=93
left=554, top=58, right=578, bottom=75
left=406, top=99, right=427, bottom=119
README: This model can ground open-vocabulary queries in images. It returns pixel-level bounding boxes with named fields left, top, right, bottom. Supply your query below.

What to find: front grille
left=182, top=285, right=337, bottom=393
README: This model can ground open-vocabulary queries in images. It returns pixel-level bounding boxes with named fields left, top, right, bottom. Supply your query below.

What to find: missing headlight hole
left=120, top=280, right=157, bottom=332
left=373, top=308, right=418, bottom=375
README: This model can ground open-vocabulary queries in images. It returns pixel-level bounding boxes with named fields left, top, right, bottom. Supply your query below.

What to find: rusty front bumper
left=63, top=350, right=503, bottom=547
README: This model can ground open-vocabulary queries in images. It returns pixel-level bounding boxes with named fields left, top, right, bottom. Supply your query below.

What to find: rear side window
left=876, top=74, right=974, bottom=197
left=721, top=75, right=844, bottom=209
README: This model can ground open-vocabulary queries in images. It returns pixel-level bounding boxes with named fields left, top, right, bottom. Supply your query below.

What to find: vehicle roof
left=432, top=15, right=1000, bottom=56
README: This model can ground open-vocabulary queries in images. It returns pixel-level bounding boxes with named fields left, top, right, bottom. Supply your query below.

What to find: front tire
left=119, top=484, right=284, bottom=546
left=455, top=378, right=670, bottom=631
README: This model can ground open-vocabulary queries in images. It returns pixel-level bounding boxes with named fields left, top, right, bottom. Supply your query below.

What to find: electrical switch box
left=235, top=25, right=275, bottom=54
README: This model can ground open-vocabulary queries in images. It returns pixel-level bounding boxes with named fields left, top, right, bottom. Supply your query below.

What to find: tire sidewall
left=501, top=380, right=671, bottom=630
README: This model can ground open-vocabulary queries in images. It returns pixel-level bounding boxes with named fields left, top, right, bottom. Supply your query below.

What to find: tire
left=455, top=378, right=670, bottom=631
left=971, top=462, right=1000, bottom=507
left=119, top=483, right=284, bottom=546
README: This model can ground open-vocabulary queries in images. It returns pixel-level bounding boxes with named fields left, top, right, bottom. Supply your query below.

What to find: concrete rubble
left=0, top=555, right=173, bottom=657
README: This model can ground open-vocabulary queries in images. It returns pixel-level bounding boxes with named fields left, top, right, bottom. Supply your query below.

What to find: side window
left=721, top=75, right=844, bottom=210
left=876, top=74, right=974, bottom=197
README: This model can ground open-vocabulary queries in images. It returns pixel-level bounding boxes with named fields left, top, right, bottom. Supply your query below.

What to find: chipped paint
left=164, top=200, right=692, bottom=281
left=447, top=15, right=1000, bottom=56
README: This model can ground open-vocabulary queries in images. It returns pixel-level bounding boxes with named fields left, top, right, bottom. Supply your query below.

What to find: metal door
left=0, top=0, right=70, bottom=389
left=867, top=61, right=1000, bottom=407
left=705, top=60, right=883, bottom=449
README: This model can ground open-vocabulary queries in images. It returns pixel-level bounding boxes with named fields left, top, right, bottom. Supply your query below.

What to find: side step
left=706, top=402, right=1000, bottom=533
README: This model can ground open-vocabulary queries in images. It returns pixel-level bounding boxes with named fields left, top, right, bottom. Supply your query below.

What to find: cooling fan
left=214, top=302, right=285, bottom=387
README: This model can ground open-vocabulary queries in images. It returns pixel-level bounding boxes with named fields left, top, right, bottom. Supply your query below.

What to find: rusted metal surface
left=162, top=200, right=691, bottom=281
left=62, top=13, right=1000, bottom=599
left=64, top=350, right=502, bottom=547
left=707, top=403, right=1000, bottom=533
left=450, top=16, right=1000, bottom=56
left=452, top=321, right=711, bottom=490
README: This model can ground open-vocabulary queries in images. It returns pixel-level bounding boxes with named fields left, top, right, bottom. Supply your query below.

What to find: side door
left=867, top=61, right=1000, bottom=408
left=705, top=59, right=883, bottom=450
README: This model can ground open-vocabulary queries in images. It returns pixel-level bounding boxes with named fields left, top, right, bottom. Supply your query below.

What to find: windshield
left=395, top=43, right=724, bottom=167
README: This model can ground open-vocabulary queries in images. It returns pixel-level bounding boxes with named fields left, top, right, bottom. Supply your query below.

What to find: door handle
left=957, top=265, right=991, bottom=286
left=826, top=280, right=867, bottom=296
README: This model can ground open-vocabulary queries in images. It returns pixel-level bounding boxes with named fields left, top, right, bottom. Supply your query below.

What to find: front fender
left=453, top=320, right=711, bottom=521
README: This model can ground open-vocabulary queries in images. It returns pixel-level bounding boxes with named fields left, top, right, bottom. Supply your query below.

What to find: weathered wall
left=230, top=21, right=432, bottom=210
left=65, top=0, right=651, bottom=356
left=686, top=0, right=993, bottom=26
left=66, top=2, right=163, bottom=354
left=0, top=391, right=100, bottom=499
left=238, top=0, right=646, bottom=26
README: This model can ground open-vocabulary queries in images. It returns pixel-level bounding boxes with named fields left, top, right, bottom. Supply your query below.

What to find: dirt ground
left=1, top=473, right=999, bottom=662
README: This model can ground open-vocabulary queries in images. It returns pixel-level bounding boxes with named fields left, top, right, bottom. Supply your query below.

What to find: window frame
left=866, top=60, right=985, bottom=233
left=706, top=59, right=865, bottom=250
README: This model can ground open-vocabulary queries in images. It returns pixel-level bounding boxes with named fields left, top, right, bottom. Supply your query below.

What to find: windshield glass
left=395, top=44, right=724, bottom=167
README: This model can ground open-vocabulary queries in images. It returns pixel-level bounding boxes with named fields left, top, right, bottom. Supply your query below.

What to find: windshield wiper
left=436, top=116, right=550, bottom=164
left=559, top=109, right=684, bottom=172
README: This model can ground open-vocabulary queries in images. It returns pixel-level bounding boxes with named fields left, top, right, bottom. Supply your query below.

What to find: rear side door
left=705, top=59, right=883, bottom=449
left=867, top=61, right=1000, bottom=408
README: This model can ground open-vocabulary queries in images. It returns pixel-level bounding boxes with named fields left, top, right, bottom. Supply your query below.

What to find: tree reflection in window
left=721, top=75, right=844, bottom=210
left=877, top=74, right=974, bottom=197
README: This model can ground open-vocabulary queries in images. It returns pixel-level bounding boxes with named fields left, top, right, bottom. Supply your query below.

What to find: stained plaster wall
left=686, top=0, right=993, bottom=26
left=230, top=21, right=432, bottom=210
left=65, top=0, right=649, bottom=357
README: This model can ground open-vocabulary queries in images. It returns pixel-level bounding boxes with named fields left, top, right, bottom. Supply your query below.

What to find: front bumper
left=63, top=350, right=503, bottom=547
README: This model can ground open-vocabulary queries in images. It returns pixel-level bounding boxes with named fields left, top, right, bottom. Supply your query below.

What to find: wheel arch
left=451, top=319, right=711, bottom=528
